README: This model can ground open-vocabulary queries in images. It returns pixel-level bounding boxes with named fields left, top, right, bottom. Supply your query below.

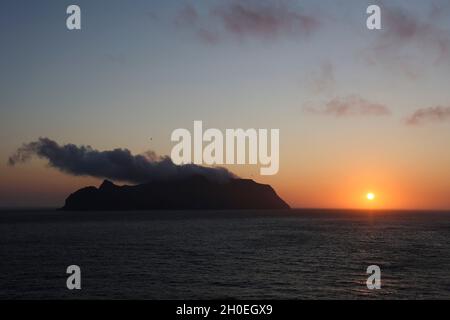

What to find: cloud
left=174, top=3, right=221, bottom=44
left=406, top=106, right=450, bottom=125
left=305, top=95, right=390, bottom=117
left=307, top=62, right=335, bottom=95
left=8, top=138, right=236, bottom=184
left=430, top=0, right=450, bottom=20
left=213, top=1, right=320, bottom=39
left=195, top=28, right=221, bottom=44
left=386, top=7, right=449, bottom=58
left=175, top=3, right=199, bottom=27
left=366, top=4, right=450, bottom=69
left=175, top=1, right=320, bottom=43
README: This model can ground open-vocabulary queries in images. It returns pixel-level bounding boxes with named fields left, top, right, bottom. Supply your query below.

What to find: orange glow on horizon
left=2, top=155, right=450, bottom=210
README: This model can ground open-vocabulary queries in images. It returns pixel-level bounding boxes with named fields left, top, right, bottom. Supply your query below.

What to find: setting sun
left=366, top=192, right=376, bottom=201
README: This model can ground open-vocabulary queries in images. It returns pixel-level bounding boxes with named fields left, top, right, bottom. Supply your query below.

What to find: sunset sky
left=1, top=0, right=450, bottom=209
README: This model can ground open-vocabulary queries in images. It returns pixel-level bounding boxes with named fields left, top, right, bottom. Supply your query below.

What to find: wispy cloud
left=305, top=95, right=390, bottom=117
left=307, top=62, right=335, bottom=95
left=174, top=3, right=220, bottom=44
left=213, top=1, right=320, bottom=40
left=175, top=1, right=320, bottom=43
left=430, top=0, right=450, bottom=20
left=365, top=3, right=450, bottom=72
left=406, top=106, right=450, bottom=125
left=175, top=3, right=199, bottom=27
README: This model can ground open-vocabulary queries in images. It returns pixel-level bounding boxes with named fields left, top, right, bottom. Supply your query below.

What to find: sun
left=366, top=192, right=376, bottom=201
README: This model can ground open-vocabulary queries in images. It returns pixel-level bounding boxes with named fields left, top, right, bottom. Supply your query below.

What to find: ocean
left=0, top=209, right=449, bottom=299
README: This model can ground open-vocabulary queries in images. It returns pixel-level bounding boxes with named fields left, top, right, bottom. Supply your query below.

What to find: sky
left=1, top=0, right=450, bottom=209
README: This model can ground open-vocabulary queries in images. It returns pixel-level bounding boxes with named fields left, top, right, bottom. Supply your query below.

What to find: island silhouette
left=62, top=175, right=290, bottom=210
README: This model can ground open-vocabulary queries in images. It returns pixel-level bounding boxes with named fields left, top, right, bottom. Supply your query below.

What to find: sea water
left=0, top=209, right=449, bottom=299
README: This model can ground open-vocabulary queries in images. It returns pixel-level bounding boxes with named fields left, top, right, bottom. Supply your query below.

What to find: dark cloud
left=305, top=95, right=390, bottom=117
left=406, top=106, right=450, bottom=125
left=8, top=138, right=236, bottom=184
left=175, top=1, right=320, bottom=43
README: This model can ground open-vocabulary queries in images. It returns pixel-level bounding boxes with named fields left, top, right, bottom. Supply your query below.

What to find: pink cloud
left=175, top=1, right=320, bottom=43
left=368, top=5, right=450, bottom=66
left=213, top=1, right=320, bottom=39
left=305, top=95, right=390, bottom=117
left=406, top=106, right=450, bottom=125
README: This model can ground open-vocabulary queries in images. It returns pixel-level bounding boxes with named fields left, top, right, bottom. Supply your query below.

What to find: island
left=62, top=175, right=290, bottom=210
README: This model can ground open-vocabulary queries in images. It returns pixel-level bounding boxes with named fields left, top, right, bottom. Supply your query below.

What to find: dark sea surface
left=0, top=209, right=449, bottom=299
